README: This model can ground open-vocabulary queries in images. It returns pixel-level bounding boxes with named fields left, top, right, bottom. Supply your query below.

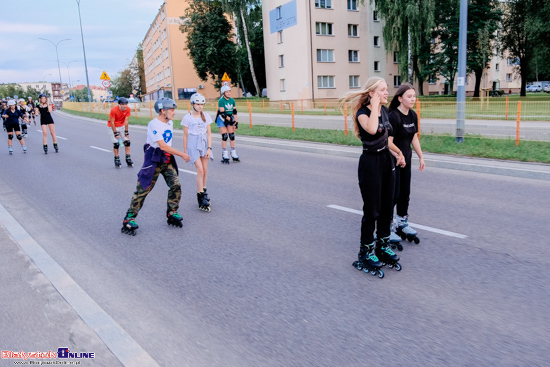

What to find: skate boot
left=203, top=188, right=210, bottom=203
left=352, top=242, right=384, bottom=278
left=221, top=149, right=230, bottom=164
left=125, top=154, right=134, bottom=167
left=43, top=144, right=48, bottom=154
left=230, top=148, right=240, bottom=162
left=396, top=215, right=420, bottom=244
left=8, top=146, right=13, bottom=155
left=22, top=145, right=27, bottom=154
left=389, top=222, right=403, bottom=251
left=197, top=192, right=211, bottom=212
left=167, top=211, right=183, bottom=227
left=375, top=237, right=402, bottom=271
left=53, top=143, right=58, bottom=153
left=114, top=156, right=122, bottom=169
left=121, top=211, right=139, bottom=236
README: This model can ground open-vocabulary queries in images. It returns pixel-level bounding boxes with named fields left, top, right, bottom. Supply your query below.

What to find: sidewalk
left=58, top=110, right=550, bottom=181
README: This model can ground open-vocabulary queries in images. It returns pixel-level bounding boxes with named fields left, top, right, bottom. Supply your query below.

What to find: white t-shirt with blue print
left=146, top=118, right=173, bottom=148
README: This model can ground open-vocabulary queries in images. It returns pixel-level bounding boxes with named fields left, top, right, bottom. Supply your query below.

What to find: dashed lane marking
left=327, top=204, right=468, bottom=239
left=179, top=168, right=197, bottom=175
left=90, top=146, right=111, bottom=153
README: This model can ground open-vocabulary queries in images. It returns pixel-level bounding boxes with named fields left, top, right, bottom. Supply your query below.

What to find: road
left=1, top=111, right=549, bottom=366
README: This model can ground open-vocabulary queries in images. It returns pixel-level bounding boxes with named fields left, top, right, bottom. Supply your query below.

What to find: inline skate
left=22, top=145, right=26, bottom=154
left=396, top=215, right=420, bottom=244
left=230, top=148, right=240, bottom=162
left=197, top=192, right=211, bottom=212
left=53, top=143, right=58, bottom=153
left=203, top=188, right=210, bottom=203
left=43, top=145, right=48, bottom=154
left=167, top=211, right=183, bottom=227
left=114, top=156, right=122, bottom=169
left=121, top=211, right=138, bottom=236
left=221, top=149, right=230, bottom=164
left=375, top=237, right=402, bottom=271
left=8, top=146, right=13, bottom=155
left=125, top=154, right=134, bottom=167
left=352, top=242, right=384, bottom=278
left=389, top=222, right=403, bottom=251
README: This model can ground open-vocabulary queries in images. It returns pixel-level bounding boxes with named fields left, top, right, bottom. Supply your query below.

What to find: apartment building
left=142, top=0, right=218, bottom=102
left=17, top=82, right=69, bottom=103
left=262, top=0, right=400, bottom=101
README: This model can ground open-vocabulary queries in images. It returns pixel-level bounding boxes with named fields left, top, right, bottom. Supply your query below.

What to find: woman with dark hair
left=388, top=83, right=425, bottom=245
left=341, top=77, right=404, bottom=279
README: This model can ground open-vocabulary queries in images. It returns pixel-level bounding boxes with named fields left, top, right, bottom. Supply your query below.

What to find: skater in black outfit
left=2, top=100, right=28, bottom=154
left=341, top=77, right=405, bottom=278
left=35, top=94, right=58, bottom=153
left=388, top=83, right=424, bottom=245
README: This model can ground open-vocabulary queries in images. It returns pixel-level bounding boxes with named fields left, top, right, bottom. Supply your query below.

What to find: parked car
left=527, top=84, right=542, bottom=92
left=127, top=98, right=141, bottom=111
left=544, top=85, right=550, bottom=93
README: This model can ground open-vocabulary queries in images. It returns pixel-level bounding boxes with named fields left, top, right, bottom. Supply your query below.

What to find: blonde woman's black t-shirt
left=356, top=105, right=393, bottom=142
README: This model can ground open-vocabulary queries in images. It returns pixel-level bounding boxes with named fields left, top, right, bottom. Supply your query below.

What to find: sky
left=0, top=0, right=163, bottom=88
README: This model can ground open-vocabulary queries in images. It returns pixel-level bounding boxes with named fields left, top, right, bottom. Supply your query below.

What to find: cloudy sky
left=0, top=0, right=163, bottom=87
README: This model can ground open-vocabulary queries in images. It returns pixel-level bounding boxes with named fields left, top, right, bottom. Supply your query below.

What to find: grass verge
left=62, top=109, right=550, bottom=164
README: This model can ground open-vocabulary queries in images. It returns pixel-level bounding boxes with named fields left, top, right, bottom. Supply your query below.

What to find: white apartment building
left=17, top=82, right=70, bottom=103
left=262, top=0, right=401, bottom=101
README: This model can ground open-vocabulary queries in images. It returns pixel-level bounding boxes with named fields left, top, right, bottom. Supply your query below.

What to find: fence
left=62, top=99, right=550, bottom=143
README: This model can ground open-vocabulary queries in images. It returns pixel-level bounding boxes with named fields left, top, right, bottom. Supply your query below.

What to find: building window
left=393, top=51, right=399, bottom=63
left=429, top=75, right=436, bottom=84
left=349, top=50, right=359, bottom=63
left=495, top=63, right=499, bottom=71
left=374, top=61, right=380, bottom=71
left=374, top=36, right=380, bottom=47
left=506, top=74, right=512, bottom=82
left=278, top=30, right=283, bottom=43
left=276, top=6, right=282, bottom=19
left=317, top=49, right=334, bottom=62
left=373, top=10, right=379, bottom=21
left=347, top=0, right=357, bottom=11
left=394, top=75, right=401, bottom=87
left=315, top=0, right=332, bottom=9
left=279, top=55, right=284, bottom=68
left=316, top=22, right=333, bottom=36
left=349, top=75, right=360, bottom=88
left=507, top=57, right=519, bottom=65
left=348, top=24, right=358, bottom=37
left=280, top=79, right=286, bottom=91
left=318, top=75, right=335, bottom=89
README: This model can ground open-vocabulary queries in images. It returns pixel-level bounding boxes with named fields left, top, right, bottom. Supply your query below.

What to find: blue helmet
left=118, top=97, right=128, bottom=105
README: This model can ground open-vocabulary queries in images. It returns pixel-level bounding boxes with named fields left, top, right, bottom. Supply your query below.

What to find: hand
left=181, top=152, right=191, bottom=163
left=205, top=149, right=211, bottom=159
left=370, top=93, right=381, bottom=109
left=419, top=158, right=425, bottom=171
left=397, top=154, right=406, bottom=168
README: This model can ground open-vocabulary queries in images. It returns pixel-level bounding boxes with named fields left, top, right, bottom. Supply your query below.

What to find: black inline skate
left=167, top=211, right=183, bottom=227
left=114, top=156, right=122, bottom=169
left=43, top=144, right=48, bottom=154
left=203, top=188, right=210, bottom=203
left=352, top=242, right=384, bottom=278
left=121, top=211, right=139, bottom=236
left=197, top=192, right=211, bottom=212
left=396, top=215, right=420, bottom=244
left=125, top=154, right=134, bottom=167
left=375, top=237, right=402, bottom=271
left=230, top=148, right=240, bottom=162
left=53, top=143, right=58, bottom=153
left=221, top=149, right=230, bottom=164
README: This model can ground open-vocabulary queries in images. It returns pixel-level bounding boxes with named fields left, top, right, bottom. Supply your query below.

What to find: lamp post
left=38, top=38, right=70, bottom=94
left=76, top=0, right=92, bottom=103
left=60, top=60, right=78, bottom=100
left=42, top=74, right=53, bottom=82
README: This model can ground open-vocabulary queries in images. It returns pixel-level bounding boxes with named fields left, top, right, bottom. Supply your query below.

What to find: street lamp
left=42, top=73, right=53, bottom=82
left=38, top=38, right=70, bottom=94
left=76, top=0, right=92, bottom=103
left=60, top=60, right=78, bottom=100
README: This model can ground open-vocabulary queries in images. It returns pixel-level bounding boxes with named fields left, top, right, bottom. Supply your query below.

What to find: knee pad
left=16, top=134, right=22, bottom=140
left=8, top=134, right=13, bottom=140
left=221, top=133, right=228, bottom=141
left=229, top=133, right=235, bottom=141
left=113, top=142, right=120, bottom=149
left=124, top=140, right=131, bottom=147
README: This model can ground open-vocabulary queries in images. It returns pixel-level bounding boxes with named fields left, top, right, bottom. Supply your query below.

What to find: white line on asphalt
left=179, top=168, right=197, bottom=175
left=0, top=202, right=160, bottom=367
left=423, top=159, right=548, bottom=174
left=90, top=146, right=111, bottom=152
left=56, top=136, right=67, bottom=140
left=36, top=130, right=42, bottom=132
left=327, top=204, right=468, bottom=239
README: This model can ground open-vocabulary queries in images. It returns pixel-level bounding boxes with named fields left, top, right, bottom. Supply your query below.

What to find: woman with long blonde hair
left=342, top=77, right=405, bottom=278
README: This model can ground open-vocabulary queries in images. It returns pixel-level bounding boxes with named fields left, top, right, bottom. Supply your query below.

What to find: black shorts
left=6, top=124, right=20, bottom=133
left=40, top=120, right=54, bottom=126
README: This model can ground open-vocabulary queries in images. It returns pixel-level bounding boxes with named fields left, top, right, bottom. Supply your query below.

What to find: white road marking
left=90, top=146, right=111, bottom=152
left=327, top=204, right=468, bottom=239
left=179, top=168, right=197, bottom=175
left=56, top=136, right=67, bottom=140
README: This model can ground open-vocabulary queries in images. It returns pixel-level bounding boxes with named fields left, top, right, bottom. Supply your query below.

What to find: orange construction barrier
left=505, top=96, right=509, bottom=119
left=280, top=100, right=283, bottom=113
left=515, top=101, right=521, bottom=146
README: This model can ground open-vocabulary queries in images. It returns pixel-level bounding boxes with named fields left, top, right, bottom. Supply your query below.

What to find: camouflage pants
left=127, top=162, right=181, bottom=217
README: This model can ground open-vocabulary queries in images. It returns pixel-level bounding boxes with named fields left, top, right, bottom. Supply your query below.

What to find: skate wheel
left=399, top=233, right=406, bottom=240
left=413, top=237, right=420, bottom=244
left=369, top=270, right=377, bottom=276
left=395, top=263, right=402, bottom=271
left=407, top=237, right=413, bottom=242
left=377, top=270, right=384, bottom=278
left=397, top=244, right=403, bottom=251
left=388, top=264, right=393, bottom=269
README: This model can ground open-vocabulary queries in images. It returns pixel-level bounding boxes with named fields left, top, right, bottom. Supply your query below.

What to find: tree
left=131, top=43, right=147, bottom=96
left=110, top=68, right=133, bottom=99
left=180, top=0, right=239, bottom=90
left=0, top=84, right=26, bottom=100
left=432, top=0, right=461, bottom=95
left=221, top=0, right=261, bottom=96
left=73, top=87, right=91, bottom=102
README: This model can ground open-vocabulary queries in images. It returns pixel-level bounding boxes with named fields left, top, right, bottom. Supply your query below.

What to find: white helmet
left=190, top=93, right=205, bottom=104
left=18, top=98, right=25, bottom=103
left=221, top=85, right=231, bottom=94
left=8, top=100, right=16, bottom=106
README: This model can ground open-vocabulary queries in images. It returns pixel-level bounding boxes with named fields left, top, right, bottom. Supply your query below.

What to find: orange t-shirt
left=108, top=106, right=131, bottom=127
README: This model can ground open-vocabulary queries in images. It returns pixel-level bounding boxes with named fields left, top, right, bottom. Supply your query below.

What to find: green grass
left=62, top=108, right=550, bottom=164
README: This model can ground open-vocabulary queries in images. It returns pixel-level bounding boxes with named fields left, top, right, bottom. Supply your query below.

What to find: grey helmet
left=190, top=93, right=205, bottom=104
left=154, top=98, right=177, bottom=113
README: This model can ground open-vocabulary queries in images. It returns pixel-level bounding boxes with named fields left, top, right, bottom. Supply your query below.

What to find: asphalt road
left=1, top=112, right=549, bottom=366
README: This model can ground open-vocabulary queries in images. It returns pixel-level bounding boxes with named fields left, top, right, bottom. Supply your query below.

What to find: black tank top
left=38, top=105, right=54, bottom=124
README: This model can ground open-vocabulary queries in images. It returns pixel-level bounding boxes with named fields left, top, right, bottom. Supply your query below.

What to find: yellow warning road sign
left=100, top=71, right=111, bottom=80
left=221, top=72, right=230, bottom=82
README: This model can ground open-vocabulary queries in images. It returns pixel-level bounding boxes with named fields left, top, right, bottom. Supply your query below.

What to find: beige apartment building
left=142, top=0, right=218, bottom=102
left=18, top=82, right=69, bottom=104
left=262, top=0, right=400, bottom=102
